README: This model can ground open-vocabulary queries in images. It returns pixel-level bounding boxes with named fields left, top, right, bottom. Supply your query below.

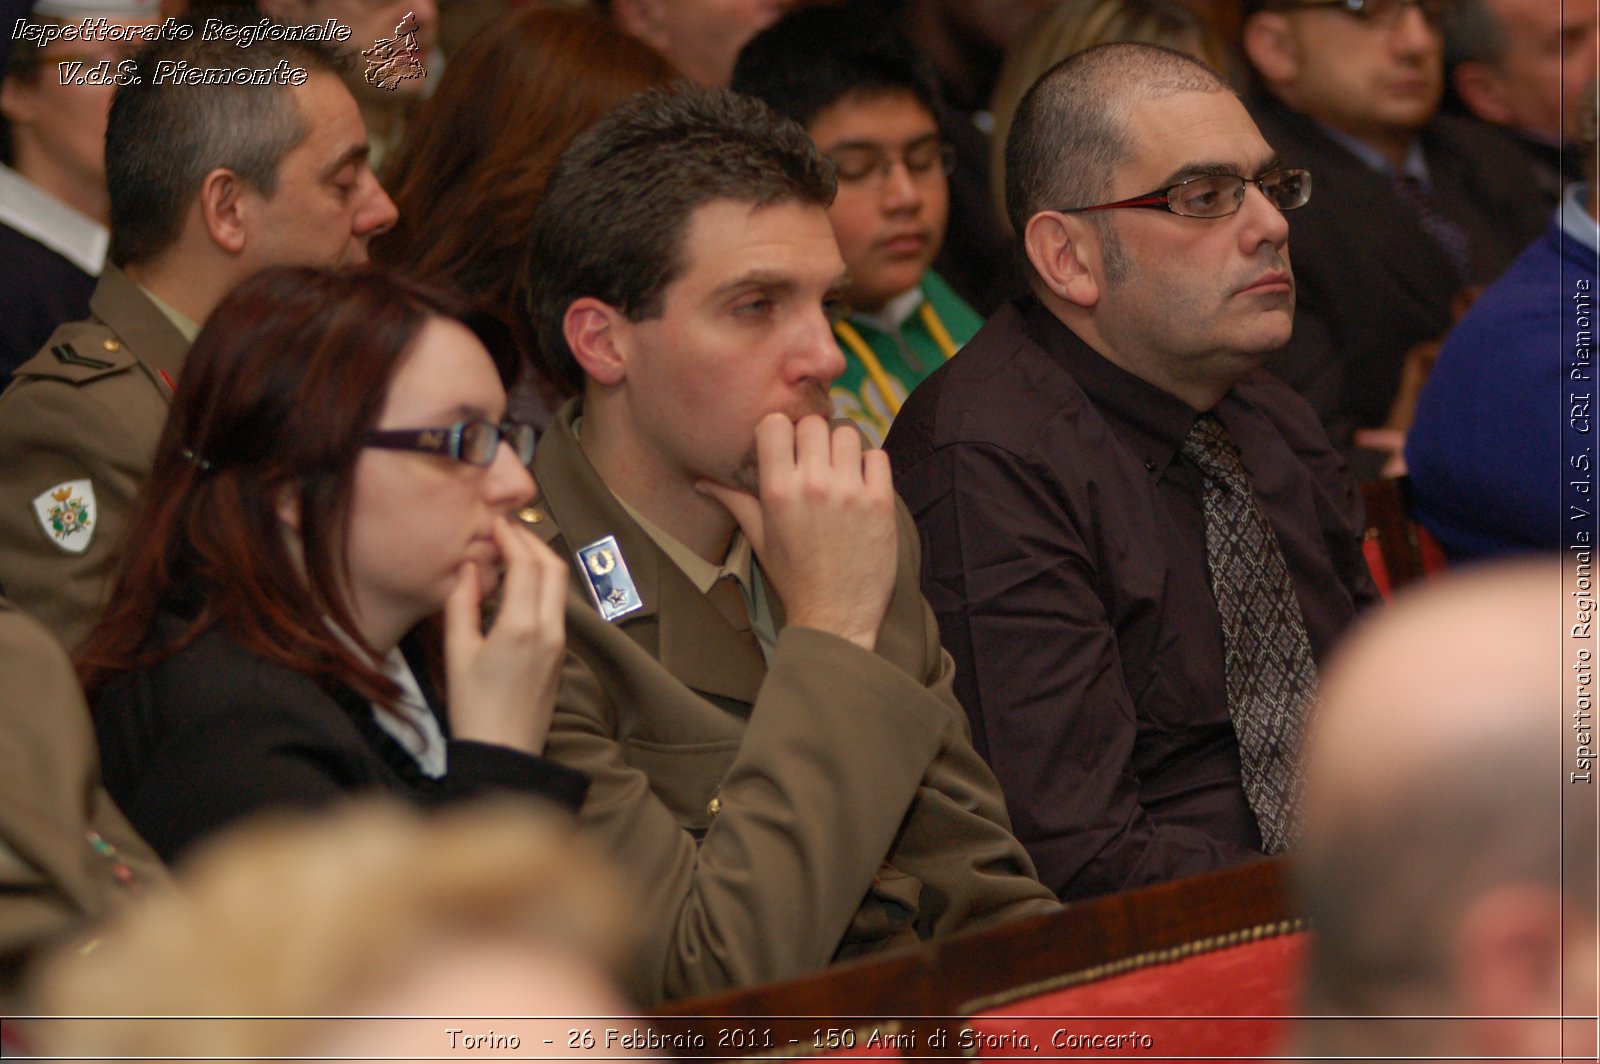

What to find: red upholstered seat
left=963, top=929, right=1309, bottom=1060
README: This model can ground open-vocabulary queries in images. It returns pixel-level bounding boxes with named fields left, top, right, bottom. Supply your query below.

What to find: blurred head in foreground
left=1296, top=562, right=1597, bottom=1061
left=32, top=799, right=640, bottom=1059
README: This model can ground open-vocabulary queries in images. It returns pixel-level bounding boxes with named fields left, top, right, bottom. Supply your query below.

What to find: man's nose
left=356, top=176, right=400, bottom=239
left=1390, top=1, right=1441, bottom=57
left=880, top=158, right=924, bottom=213
left=1239, top=181, right=1289, bottom=251
left=796, top=308, right=847, bottom=385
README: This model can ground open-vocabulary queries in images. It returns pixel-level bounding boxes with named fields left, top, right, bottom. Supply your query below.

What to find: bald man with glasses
left=884, top=43, right=1378, bottom=903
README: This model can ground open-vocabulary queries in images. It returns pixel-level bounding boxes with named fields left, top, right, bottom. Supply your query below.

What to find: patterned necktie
left=1391, top=173, right=1471, bottom=281
left=1180, top=414, right=1316, bottom=854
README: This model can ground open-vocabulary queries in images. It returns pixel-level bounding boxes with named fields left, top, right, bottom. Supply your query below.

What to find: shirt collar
left=1318, top=123, right=1431, bottom=190
left=571, top=415, right=754, bottom=595
left=0, top=163, right=108, bottom=275
left=1561, top=183, right=1600, bottom=254
left=1020, top=297, right=1205, bottom=479
left=612, top=491, right=754, bottom=595
left=137, top=284, right=201, bottom=342
left=853, top=284, right=926, bottom=334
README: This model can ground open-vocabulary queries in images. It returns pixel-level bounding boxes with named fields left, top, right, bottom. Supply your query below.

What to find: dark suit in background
left=1247, top=92, right=1549, bottom=449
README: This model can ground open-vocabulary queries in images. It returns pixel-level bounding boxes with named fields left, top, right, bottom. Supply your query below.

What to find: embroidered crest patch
left=31, top=479, right=96, bottom=554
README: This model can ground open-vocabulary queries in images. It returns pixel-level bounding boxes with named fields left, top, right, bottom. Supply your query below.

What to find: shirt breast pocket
left=622, top=737, right=741, bottom=837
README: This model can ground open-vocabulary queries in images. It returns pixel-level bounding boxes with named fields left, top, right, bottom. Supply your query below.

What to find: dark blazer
left=92, top=613, right=588, bottom=864
left=1247, top=92, right=1550, bottom=443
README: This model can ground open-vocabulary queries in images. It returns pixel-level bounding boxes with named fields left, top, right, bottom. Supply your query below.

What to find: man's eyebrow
left=821, top=131, right=942, bottom=154
left=320, top=142, right=370, bottom=182
left=1157, top=156, right=1283, bottom=186
left=707, top=269, right=853, bottom=303
left=708, top=271, right=798, bottom=301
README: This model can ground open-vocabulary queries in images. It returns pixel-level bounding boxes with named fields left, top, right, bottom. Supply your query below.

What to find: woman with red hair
left=79, top=267, right=585, bottom=862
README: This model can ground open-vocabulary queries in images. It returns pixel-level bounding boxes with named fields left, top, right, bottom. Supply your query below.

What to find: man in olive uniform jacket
left=523, top=86, right=1059, bottom=1005
left=0, top=21, right=396, bottom=648
left=0, top=594, right=169, bottom=1004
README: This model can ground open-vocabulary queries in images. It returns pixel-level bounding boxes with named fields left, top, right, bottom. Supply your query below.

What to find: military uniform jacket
left=0, top=266, right=188, bottom=648
left=0, top=597, right=167, bottom=1001
left=527, top=403, right=1058, bottom=1005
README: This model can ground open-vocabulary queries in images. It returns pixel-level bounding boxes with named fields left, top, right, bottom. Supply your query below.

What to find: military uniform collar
left=534, top=401, right=769, bottom=704
left=89, top=265, right=191, bottom=390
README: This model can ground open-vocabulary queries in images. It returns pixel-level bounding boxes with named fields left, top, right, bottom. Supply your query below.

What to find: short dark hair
left=1442, top=0, right=1505, bottom=70
left=1005, top=42, right=1230, bottom=264
left=105, top=12, right=344, bottom=267
left=527, top=84, right=836, bottom=393
left=730, top=2, right=942, bottom=134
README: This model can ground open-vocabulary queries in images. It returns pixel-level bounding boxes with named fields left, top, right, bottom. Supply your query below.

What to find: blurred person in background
left=1296, top=562, right=1597, bottom=1061
left=251, top=0, right=443, bottom=169
left=1445, top=0, right=1599, bottom=211
left=0, top=0, right=161, bottom=381
left=595, top=0, right=789, bottom=86
left=0, top=594, right=166, bottom=1010
left=1405, top=76, right=1600, bottom=560
left=79, top=267, right=585, bottom=864
left=376, top=5, right=674, bottom=428
left=1239, top=0, right=1547, bottom=475
left=30, top=799, right=643, bottom=1059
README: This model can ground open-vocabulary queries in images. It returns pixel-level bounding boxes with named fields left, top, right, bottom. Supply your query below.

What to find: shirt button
left=1144, top=459, right=1157, bottom=472
left=102, top=338, right=121, bottom=353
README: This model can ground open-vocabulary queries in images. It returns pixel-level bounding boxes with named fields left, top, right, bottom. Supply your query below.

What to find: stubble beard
left=727, top=381, right=834, bottom=497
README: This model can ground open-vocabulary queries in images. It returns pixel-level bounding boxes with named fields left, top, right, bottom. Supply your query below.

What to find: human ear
left=1452, top=62, right=1514, bottom=127
left=0, top=74, right=39, bottom=126
left=1024, top=211, right=1101, bottom=308
left=1242, top=13, right=1299, bottom=87
left=1453, top=885, right=1565, bottom=1025
left=608, top=0, right=670, bottom=50
left=275, top=484, right=302, bottom=533
left=196, top=168, right=250, bottom=256
left=563, top=298, right=629, bottom=388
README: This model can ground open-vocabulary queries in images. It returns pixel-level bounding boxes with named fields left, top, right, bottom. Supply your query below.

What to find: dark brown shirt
left=884, top=297, right=1378, bottom=901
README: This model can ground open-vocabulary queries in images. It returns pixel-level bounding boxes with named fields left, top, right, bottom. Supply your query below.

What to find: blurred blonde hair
left=30, top=799, right=632, bottom=1058
left=990, top=0, right=1229, bottom=230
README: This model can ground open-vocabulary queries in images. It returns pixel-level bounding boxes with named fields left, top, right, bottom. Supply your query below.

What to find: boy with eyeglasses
left=733, top=3, right=981, bottom=446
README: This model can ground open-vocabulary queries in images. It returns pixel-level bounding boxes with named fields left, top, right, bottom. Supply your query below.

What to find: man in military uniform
left=523, top=86, right=1057, bottom=1005
left=0, top=20, right=397, bottom=647
left=0, top=591, right=169, bottom=1004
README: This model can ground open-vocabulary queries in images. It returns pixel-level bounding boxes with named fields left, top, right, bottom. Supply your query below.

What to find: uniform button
left=518, top=507, right=542, bottom=524
left=1144, top=459, right=1157, bottom=472
left=102, top=338, right=121, bottom=352
left=706, top=795, right=721, bottom=819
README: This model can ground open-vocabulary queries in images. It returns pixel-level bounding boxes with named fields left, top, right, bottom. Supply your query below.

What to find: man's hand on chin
left=697, top=413, right=897, bottom=651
